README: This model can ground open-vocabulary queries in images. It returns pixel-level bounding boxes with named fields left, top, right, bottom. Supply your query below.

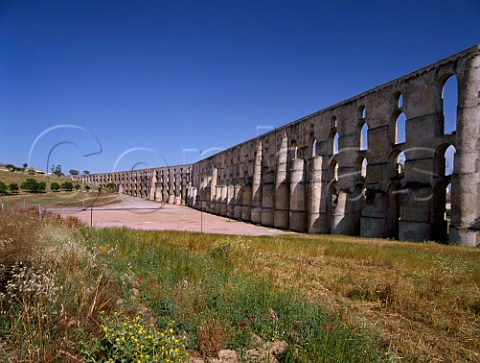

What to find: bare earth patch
left=52, top=194, right=292, bottom=236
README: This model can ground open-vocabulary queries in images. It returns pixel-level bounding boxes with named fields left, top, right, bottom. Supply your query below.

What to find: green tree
left=83, top=170, right=90, bottom=175
left=37, top=182, right=46, bottom=192
left=61, top=181, right=73, bottom=191
left=69, top=169, right=80, bottom=175
left=8, top=183, right=19, bottom=193
left=22, top=163, right=28, bottom=168
left=74, top=184, right=81, bottom=190
left=51, top=164, right=63, bottom=177
left=85, top=185, right=91, bottom=191
left=0, top=182, right=7, bottom=195
left=50, top=182, right=60, bottom=191
left=21, top=178, right=38, bottom=192
left=21, top=178, right=45, bottom=193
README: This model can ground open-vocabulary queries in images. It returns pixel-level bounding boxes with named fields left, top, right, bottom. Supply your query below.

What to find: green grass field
left=1, top=208, right=479, bottom=362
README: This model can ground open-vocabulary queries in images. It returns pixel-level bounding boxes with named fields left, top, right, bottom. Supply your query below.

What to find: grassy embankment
left=0, top=170, right=118, bottom=208
left=0, top=207, right=479, bottom=362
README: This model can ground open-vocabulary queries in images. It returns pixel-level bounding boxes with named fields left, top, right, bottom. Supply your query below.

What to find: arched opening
left=358, top=105, right=367, bottom=119
left=361, top=157, right=367, bottom=178
left=332, top=132, right=339, bottom=155
left=328, top=159, right=338, bottom=183
left=445, top=183, right=452, bottom=225
left=441, top=75, right=458, bottom=135
left=396, top=151, right=406, bottom=176
left=290, top=140, right=298, bottom=160
left=389, top=150, right=406, bottom=179
left=444, top=145, right=456, bottom=176
left=431, top=181, right=451, bottom=242
left=434, top=144, right=456, bottom=177
left=331, top=115, right=337, bottom=129
left=329, top=184, right=338, bottom=208
left=311, top=138, right=317, bottom=158
left=395, top=113, right=406, bottom=144
left=351, top=183, right=367, bottom=235
left=386, top=182, right=401, bottom=239
left=397, top=93, right=403, bottom=109
left=360, top=123, right=368, bottom=150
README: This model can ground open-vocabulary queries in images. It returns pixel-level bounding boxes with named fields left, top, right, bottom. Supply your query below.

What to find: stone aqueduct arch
left=72, top=45, right=480, bottom=246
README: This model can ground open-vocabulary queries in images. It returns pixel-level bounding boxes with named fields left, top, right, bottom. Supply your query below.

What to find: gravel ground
left=51, top=193, right=293, bottom=236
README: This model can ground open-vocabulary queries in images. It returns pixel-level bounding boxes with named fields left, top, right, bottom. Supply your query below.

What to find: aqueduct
left=72, top=45, right=480, bottom=246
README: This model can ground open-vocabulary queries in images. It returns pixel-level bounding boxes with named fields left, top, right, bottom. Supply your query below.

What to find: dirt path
left=51, top=193, right=293, bottom=236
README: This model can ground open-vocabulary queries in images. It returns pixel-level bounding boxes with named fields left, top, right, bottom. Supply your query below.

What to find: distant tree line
left=2, top=163, right=90, bottom=176
left=0, top=178, right=85, bottom=194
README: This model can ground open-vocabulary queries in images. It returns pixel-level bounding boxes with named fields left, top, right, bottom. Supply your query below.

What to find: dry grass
left=233, top=234, right=480, bottom=362
left=1, top=208, right=478, bottom=362
left=0, top=170, right=69, bottom=186
left=0, top=207, right=120, bottom=362
left=1, top=190, right=120, bottom=209
left=116, top=230, right=479, bottom=361
left=0, top=207, right=40, bottom=266
left=198, top=318, right=224, bottom=358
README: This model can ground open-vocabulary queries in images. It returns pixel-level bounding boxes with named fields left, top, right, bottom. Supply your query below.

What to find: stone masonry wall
left=72, top=45, right=480, bottom=246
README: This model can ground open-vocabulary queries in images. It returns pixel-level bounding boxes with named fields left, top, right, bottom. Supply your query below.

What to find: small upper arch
left=393, top=91, right=404, bottom=110
left=330, top=115, right=337, bottom=129
left=358, top=105, right=367, bottom=120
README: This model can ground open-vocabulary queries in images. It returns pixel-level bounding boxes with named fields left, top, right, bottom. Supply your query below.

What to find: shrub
left=50, top=182, right=60, bottom=191
left=61, top=181, right=73, bottom=191
left=8, top=183, right=19, bottom=193
left=20, top=178, right=45, bottom=192
left=74, top=184, right=81, bottom=191
left=0, top=181, right=7, bottom=195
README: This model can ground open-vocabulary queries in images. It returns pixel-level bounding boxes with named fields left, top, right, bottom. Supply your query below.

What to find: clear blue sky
left=0, top=0, right=479, bottom=174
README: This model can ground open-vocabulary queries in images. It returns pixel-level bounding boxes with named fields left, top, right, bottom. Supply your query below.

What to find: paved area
left=51, top=194, right=293, bottom=236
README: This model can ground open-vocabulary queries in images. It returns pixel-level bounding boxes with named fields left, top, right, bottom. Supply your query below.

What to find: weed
left=81, top=312, right=188, bottom=362
left=198, top=318, right=223, bottom=358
